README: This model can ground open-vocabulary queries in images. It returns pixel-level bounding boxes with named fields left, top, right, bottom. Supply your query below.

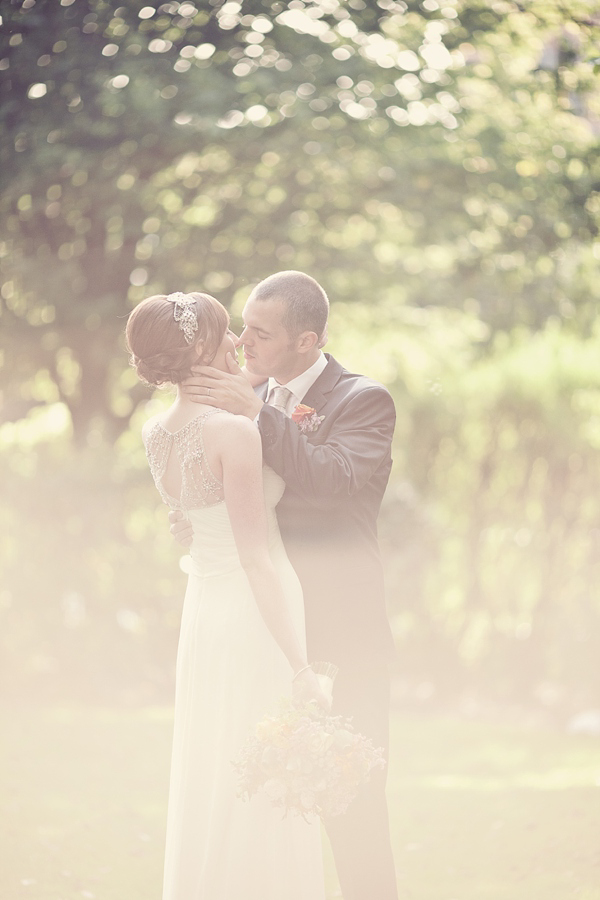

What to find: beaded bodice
left=144, top=410, right=224, bottom=512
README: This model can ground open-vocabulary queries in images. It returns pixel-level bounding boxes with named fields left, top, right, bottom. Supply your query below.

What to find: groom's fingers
left=181, top=383, right=221, bottom=407
left=225, top=351, right=243, bottom=374
left=188, top=364, right=230, bottom=381
left=180, top=374, right=219, bottom=407
left=169, top=513, right=193, bottom=547
left=182, top=368, right=238, bottom=405
left=181, top=365, right=263, bottom=417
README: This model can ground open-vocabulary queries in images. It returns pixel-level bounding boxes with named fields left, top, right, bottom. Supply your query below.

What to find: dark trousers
left=325, top=661, right=399, bottom=900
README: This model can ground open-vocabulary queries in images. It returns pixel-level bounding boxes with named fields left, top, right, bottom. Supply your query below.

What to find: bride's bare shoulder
left=141, top=412, right=162, bottom=443
left=204, top=411, right=260, bottom=448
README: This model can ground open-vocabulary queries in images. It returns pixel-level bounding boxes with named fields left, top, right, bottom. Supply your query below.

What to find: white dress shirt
left=266, top=352, right=328, bottom=417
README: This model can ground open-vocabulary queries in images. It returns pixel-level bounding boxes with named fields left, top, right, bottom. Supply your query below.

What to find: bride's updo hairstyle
left=126, top=292, right=229, bottom=386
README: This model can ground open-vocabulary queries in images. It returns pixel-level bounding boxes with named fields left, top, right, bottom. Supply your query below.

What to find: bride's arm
left=215, top=415, right=327, bottom=706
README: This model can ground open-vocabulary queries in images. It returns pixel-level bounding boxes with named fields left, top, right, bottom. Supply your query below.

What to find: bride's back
left=143, top=406, right=231, bottom=511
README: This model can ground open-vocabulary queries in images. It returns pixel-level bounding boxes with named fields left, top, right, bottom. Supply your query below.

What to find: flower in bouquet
left=232, top=691, right=385, bottom=820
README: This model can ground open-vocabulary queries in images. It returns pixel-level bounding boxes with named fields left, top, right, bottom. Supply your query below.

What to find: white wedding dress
left=144, top=410, right=325, bottom=900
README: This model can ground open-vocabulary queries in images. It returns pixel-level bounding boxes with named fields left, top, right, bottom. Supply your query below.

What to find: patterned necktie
left=269, top=385, right=293, bottom=416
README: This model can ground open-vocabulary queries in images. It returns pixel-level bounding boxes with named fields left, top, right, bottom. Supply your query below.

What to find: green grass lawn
left=2, top=706, right=599, bottom=899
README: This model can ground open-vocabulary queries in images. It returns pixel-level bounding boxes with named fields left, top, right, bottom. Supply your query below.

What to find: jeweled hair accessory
left=166, top=292, right=198, bottom=344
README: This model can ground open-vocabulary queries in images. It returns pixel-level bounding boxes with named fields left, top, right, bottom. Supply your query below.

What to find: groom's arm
left=258, top=384, right=395, bottom=507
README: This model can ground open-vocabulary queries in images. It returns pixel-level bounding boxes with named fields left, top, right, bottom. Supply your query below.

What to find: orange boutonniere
left=291, top=404, right=325, bottom=434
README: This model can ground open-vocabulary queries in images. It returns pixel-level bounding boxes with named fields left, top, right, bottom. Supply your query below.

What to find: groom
left=172, top=270, right=399, bottom=900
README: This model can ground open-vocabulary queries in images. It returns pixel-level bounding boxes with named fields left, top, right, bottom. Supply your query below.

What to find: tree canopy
left=1, top=0, right=599, bottom=443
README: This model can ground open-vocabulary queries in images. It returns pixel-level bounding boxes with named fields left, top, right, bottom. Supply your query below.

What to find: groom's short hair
left=251, top=270, right=329, bottom=340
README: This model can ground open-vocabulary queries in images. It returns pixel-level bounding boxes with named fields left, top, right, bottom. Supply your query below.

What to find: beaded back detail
left=144, top=410, right=224, bottom=511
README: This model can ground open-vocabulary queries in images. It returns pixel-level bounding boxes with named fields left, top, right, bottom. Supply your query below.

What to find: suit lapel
left=300, top=354, right=343, bottom=414
left=254, top=355, right=343, bottom=414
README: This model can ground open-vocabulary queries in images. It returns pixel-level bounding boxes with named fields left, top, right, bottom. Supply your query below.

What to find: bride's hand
left=292, top=668, right=331, bottom=711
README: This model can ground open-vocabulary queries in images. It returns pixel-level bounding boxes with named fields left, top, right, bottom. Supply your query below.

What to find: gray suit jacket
left=257, top=354, right=396, bottom=667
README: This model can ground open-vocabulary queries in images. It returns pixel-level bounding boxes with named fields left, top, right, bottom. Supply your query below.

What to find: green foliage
left=2, top=0, right=600, bottom=703
left=2, top=314, right=600, bottom=706
left=330, top=308, right=600, bottom=705
left=1, top=0, right=599, bottom=440
left=0, top=416, right=185, bottom=702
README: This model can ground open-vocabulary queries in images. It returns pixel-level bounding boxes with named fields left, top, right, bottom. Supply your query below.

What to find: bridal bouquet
left=232, top=666, right=385, bottom=819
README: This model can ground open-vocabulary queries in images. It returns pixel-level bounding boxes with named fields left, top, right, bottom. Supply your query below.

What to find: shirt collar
left=267, top=351, right=328, bottom=407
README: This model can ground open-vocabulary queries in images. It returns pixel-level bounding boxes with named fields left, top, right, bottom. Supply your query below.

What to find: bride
left=125, top=291, right=327, bottom=900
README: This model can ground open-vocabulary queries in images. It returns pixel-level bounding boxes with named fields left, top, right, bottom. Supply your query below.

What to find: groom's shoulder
left=326, top=355, right=394, bottom=404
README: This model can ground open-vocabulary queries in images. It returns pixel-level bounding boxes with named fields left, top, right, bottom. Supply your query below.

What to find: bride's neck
left=174, top=388, right=201, bottom=409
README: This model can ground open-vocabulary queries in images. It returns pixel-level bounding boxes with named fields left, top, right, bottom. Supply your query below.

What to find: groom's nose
left=237, top=327, right=249, bottom=346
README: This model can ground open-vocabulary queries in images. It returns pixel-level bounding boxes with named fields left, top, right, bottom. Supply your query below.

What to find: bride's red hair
left=126, top=292, right=229, bottom=386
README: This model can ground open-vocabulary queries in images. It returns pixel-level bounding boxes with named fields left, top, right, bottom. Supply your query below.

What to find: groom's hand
left=182, top=353, right=265, bottom=419
left=169, top=510, right=193, bottom=547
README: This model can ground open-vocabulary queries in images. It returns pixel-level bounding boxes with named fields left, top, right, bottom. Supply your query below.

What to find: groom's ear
left=296, top=331, right=319, bottom=354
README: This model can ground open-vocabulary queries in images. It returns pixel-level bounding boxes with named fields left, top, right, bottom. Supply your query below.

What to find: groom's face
left=239, top=295, right=298, bottom=382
